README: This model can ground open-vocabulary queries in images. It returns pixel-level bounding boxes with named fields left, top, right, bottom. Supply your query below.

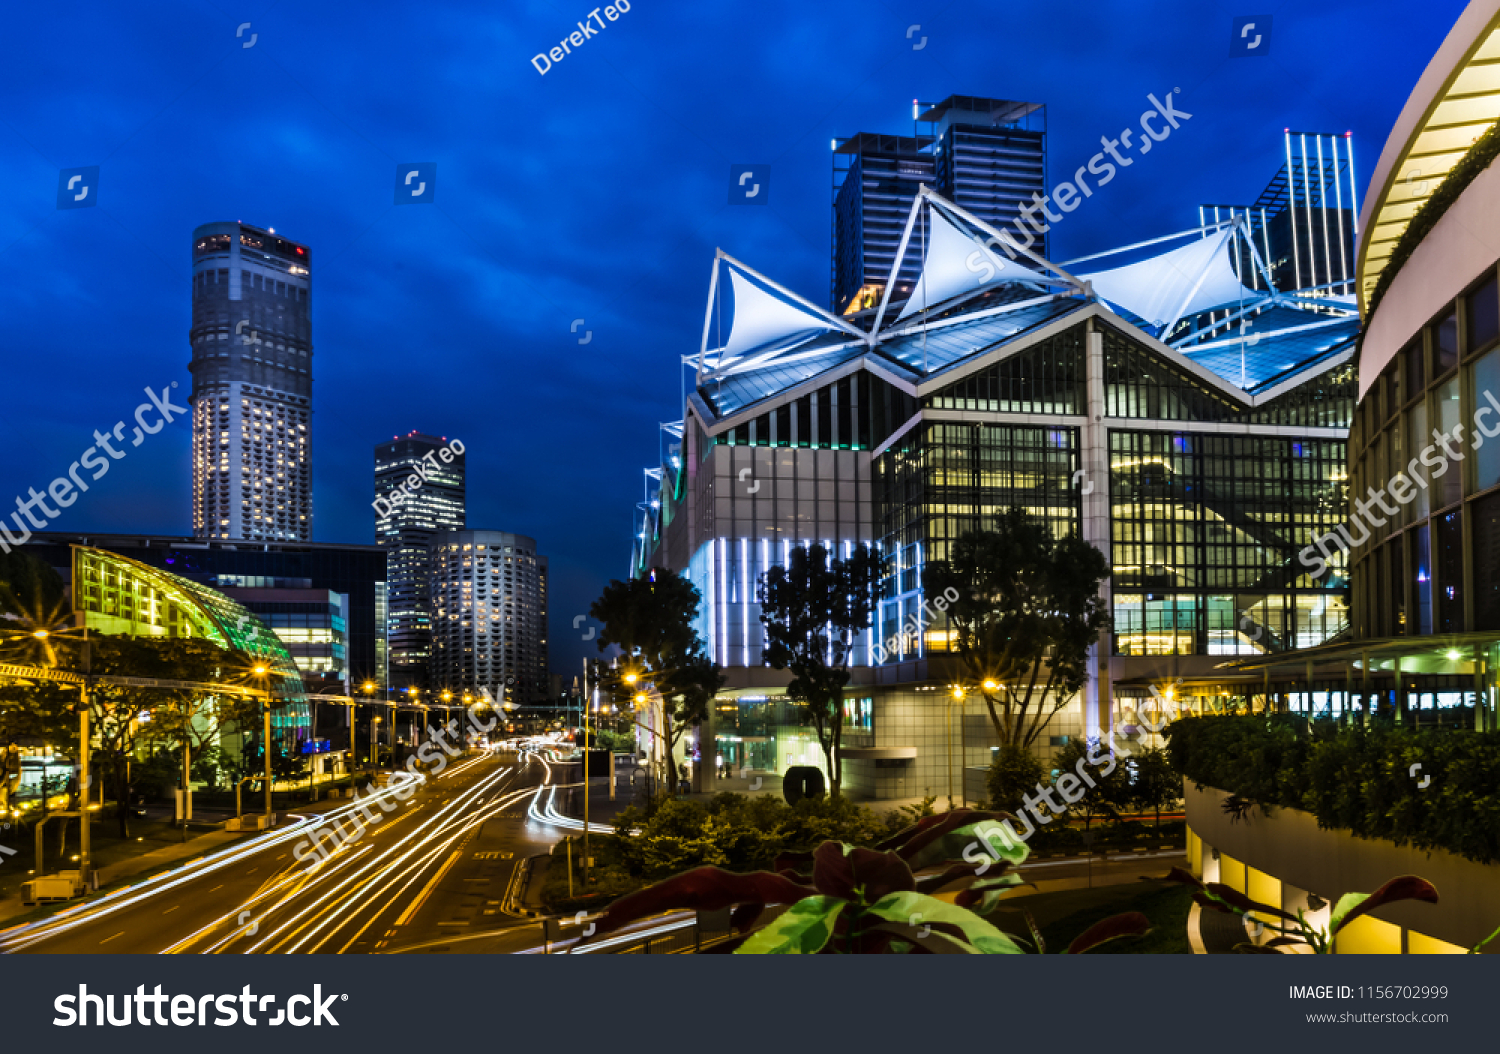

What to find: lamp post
left=948, top=686, right=963, bottom=810
left=73, top=627, right=91, bottom=886
left=360, top=681, right=377, bottom=771
left=254, top=664, right=273, bottom=820
left=948, top=679, right=999, bottom=809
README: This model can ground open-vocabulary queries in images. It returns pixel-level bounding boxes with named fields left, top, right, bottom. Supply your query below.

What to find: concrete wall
left=1186, top=782, right=1490, bottom=952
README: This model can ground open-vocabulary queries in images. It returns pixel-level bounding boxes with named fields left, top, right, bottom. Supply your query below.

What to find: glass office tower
left=375, top=432, right=466, bottom=688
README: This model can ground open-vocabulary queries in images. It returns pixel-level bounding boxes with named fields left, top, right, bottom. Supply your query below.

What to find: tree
left=591, top=569, right=724, bottom=795
left=91, top=635, right=259, bottom=835
left=758, top=543, right=885, bottom=798
left=1130, top=747, right=1180, bottom=831
left=1051, top=738, right=1132, bottom=829
left=925, top=509, right=1112, bottom=750
left=987, top=744, right=1045, bottom=813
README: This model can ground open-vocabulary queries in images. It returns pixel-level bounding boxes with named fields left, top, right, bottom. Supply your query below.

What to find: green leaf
left=1329, top=876, right=1438, bottom=935
left=864, top=922, right=979, bottom=954
left=736, top=896, right=847, bottom=955
left=866, top=890, right=1025, bottom=954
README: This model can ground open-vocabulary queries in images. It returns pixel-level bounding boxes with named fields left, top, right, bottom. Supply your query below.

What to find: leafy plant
left=1052, top=737, right=1132, bottom=828
left=1166, top=867, right=1438, bottom=954
left=590, top=568, right=725, bottom=794
left=987, top=744, right=1046, bottom=813
left=581, top=808, right=1150, bottom=954
left=1221, top=793, right=1258, bottom=824
left=1130, top=747, right=1180, bottom=830
left=1167, top=714, right=1500, bottom=864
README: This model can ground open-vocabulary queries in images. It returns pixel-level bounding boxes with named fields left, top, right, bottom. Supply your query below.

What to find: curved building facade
left=1351, top=0, right=1500, bottom=639
left=70, top=545, right=310, bottom=748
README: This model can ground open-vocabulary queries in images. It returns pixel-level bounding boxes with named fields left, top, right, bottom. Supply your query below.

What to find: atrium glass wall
left=873, top=420, right=1080, bottom=658
left=1111, top=431, right=1349, bottom=655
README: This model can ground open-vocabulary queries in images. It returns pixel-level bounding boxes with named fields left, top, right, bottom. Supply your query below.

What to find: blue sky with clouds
left=0, top=0, right=1471, bottom=671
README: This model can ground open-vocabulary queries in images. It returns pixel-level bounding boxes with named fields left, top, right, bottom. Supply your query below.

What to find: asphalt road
left=0, top=747, right=569, bottom=955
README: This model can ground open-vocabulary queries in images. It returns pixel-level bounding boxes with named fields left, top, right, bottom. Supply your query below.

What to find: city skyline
left=0, top=0, right=1467, bottom=679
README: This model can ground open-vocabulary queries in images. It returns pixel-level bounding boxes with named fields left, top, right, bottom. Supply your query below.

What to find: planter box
left=1185, top=782, right=1499, bottom=951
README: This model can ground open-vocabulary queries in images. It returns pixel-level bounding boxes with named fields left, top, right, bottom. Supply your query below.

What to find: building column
left=1081, top=322, right=1112, bottom=741
left=692, top=707, right=715, bottom=794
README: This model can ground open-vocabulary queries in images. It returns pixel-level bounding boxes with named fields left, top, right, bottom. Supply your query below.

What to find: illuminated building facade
left=189, top=221, right=313, bottom=542
left=376, top=432, right=466, bottom=689
left=69, top=546, right=310, bottom=752
left=30, top=532, right=387, bottom=694
left=635, top=183, right=1355, bottom=798
left=429, top=530, right=549, bottom=704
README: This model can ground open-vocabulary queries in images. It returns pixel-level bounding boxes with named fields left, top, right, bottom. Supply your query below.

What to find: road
left=0, top=747, right=575, bottom=955
left=1, top=748, right=1172, bottom=955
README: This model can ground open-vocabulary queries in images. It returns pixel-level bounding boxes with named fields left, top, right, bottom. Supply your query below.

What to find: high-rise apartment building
left=189, top=221, right=313, bottom=542
left=375, top=432, right=466, bottom=688
left=428, top=530, right=548, bottom=704
left=832, top=96, right=1047, bottom=314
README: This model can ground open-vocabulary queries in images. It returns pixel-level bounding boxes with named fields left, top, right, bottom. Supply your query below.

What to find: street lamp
left=360, top=681, right=377, bottom=770
left=253, top=664, right=273, bottom=819
left=946, top=681, right=999, bottom=809
left=948, top=686, right=964, bottom=809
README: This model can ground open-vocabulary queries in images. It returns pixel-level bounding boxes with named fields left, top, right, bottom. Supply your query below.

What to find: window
left=1468, top=273, right=1499, bottom=353
left=1435, top=310, right=1459, bottom=375
left=1472, top=346, right=1500, bottom=494
left=1403, top=337, right=1424, bottom=403
left=1435, top=375, right=1463, bottom=510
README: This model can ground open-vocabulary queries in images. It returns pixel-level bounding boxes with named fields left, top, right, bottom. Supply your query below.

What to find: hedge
left=1165, top=714, right=1500, bottom=865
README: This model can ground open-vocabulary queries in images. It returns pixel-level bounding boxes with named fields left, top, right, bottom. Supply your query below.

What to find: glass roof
left=1179, top=317, right=1360, bottom=393
left=72, top=546, right=306, bottom=703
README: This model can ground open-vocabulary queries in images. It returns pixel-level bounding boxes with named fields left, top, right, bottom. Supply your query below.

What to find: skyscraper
left=1200, top=131, right=1360, bottom=297
left=428, top=530, right=548, bottom=704
left=189, top=221, right=313, bottom=542
left=832, top=96, right=1047, bottom=314
left=375, top=432, right=466, bottom=689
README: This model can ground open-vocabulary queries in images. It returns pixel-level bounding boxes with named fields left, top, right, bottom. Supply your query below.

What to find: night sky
left=0, top=0, right=1469, bottom=674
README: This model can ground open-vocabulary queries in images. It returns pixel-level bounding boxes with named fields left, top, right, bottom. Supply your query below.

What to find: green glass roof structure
left=71, top=545, right=307, bottom=705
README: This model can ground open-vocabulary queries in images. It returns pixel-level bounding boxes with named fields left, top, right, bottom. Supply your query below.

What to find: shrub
left=1166, top=714, right=1500, bottom=865
left=987, top=745, right=1046, bottom=813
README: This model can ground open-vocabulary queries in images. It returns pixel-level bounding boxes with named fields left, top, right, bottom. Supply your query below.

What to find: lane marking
left=99, top=931, right=124, bottom=945
left=162, top=905, right=179, bottom=915
left=394, top=850, right=463, bottom=928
